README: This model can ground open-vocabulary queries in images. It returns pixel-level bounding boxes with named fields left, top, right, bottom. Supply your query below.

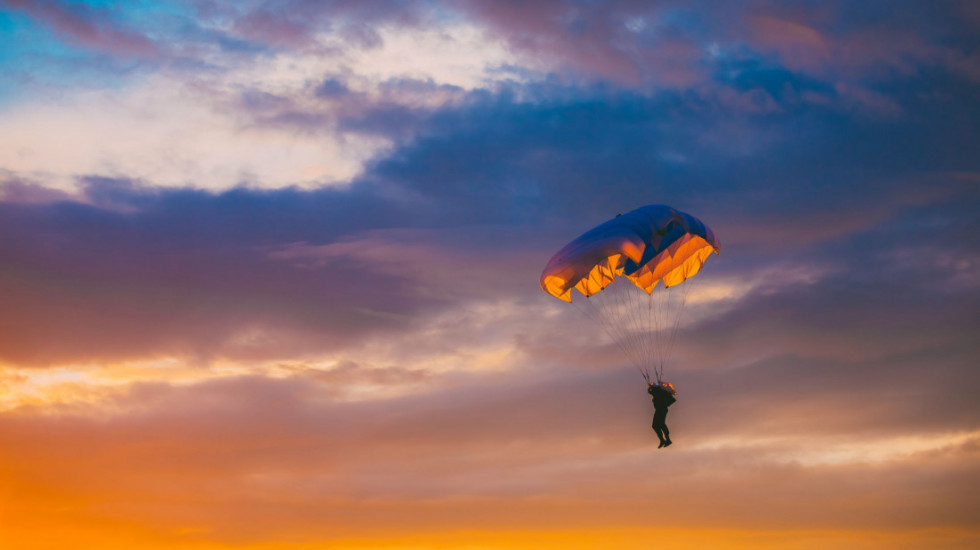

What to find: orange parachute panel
left=541, top=205, right=720, bottom=302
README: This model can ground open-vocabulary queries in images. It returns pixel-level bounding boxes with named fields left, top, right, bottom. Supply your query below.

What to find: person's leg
left=653, top=410, right=666, bottom=446
left=662, top=411, right=671, bottom=446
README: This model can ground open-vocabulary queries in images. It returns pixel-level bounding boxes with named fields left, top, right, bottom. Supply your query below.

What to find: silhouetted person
left=648, top=383, right=676, bottom=448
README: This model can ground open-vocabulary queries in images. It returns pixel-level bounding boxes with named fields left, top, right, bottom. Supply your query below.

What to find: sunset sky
left=1, top=1, right=978, bottom=549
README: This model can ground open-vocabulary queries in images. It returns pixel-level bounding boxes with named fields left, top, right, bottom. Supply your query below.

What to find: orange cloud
left=1, top=366, right=977, bottom=548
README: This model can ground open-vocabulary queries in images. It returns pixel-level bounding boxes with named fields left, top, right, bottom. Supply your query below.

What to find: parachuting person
left=539, top=205, right=718, bottom=436
left=648, top=382, right=676, bottom=448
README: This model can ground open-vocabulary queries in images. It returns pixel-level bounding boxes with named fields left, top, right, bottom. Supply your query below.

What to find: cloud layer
left=1, top=1, right=978, bottom=548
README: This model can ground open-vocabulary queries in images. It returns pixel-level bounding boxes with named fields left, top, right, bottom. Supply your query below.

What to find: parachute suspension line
left=631, top=282, right=647, bottom=381
left=664, top=277, right=694, bottom=375
left=660, top=283, right=678, bottom=382
left=568, top=269, right=702, bottom=387
left=643, top=285, right=657, bottom=383
left=649, top=282, right=672, bottom=384
left=661, top=285, right=680, bottom=383
left=655, top=273, right=701, bottom=384
left=572, top=274, right=666, bottom=385
left=540, top=205, right=718, bottom=390
left=642, top=283, right=657, bottom=383
left=616, top=279, right=649, bottom=382
left=627, top=279, right=658, bottom=384
left=650, top=284, right=664, bottom=384
left=618, top=278, right=648, bottom=380
left=604, top=279, right=636, bottom=377
left=571, top=285, right=649, bottom=383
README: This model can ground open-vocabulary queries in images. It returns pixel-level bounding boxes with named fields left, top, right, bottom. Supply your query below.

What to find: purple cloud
left=4, top=0, right=162, bottom=59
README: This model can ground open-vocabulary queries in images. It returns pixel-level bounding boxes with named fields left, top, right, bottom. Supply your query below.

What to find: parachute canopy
left=540, top=204, right=720, bottom=384
left=540, top=205, right=720, bottom=302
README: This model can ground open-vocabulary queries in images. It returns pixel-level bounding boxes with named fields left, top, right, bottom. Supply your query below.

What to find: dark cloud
left=0, top=175, right=75, bottom=204
left=0, top=179, right=419, bottom=365
left=314, top=77, right=350, bottom=99
left=2, top=48, right=978, bottom=367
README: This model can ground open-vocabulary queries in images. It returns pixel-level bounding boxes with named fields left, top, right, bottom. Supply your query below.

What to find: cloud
left=455, top=0, right=709, bottom=87
left=0, top=182, right=410, bottom=366
left=3, top=0, right=162, bottom=59
left=0, top=174, right=75, bottom=203
left=4, top=0, right=976, bottom=193
left=1, top=362, right=977, bottom=544
left=1, top=3, right=979, bottom=547
left=0, top=70, right=388, bottom=190
left=2, top=66, right=977, bottom=369
left=216, top=0, right=425, bottom=51
left=0, top=172, right=559, bottom=367
left=0, top=13, right=513, bottom=191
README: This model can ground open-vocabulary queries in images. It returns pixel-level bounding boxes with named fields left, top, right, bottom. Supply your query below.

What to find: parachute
left=540, top=205, right=720, bottom=384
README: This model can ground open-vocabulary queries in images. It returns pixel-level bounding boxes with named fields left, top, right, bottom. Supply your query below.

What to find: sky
left=0, top=1, right=978, bottom=548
